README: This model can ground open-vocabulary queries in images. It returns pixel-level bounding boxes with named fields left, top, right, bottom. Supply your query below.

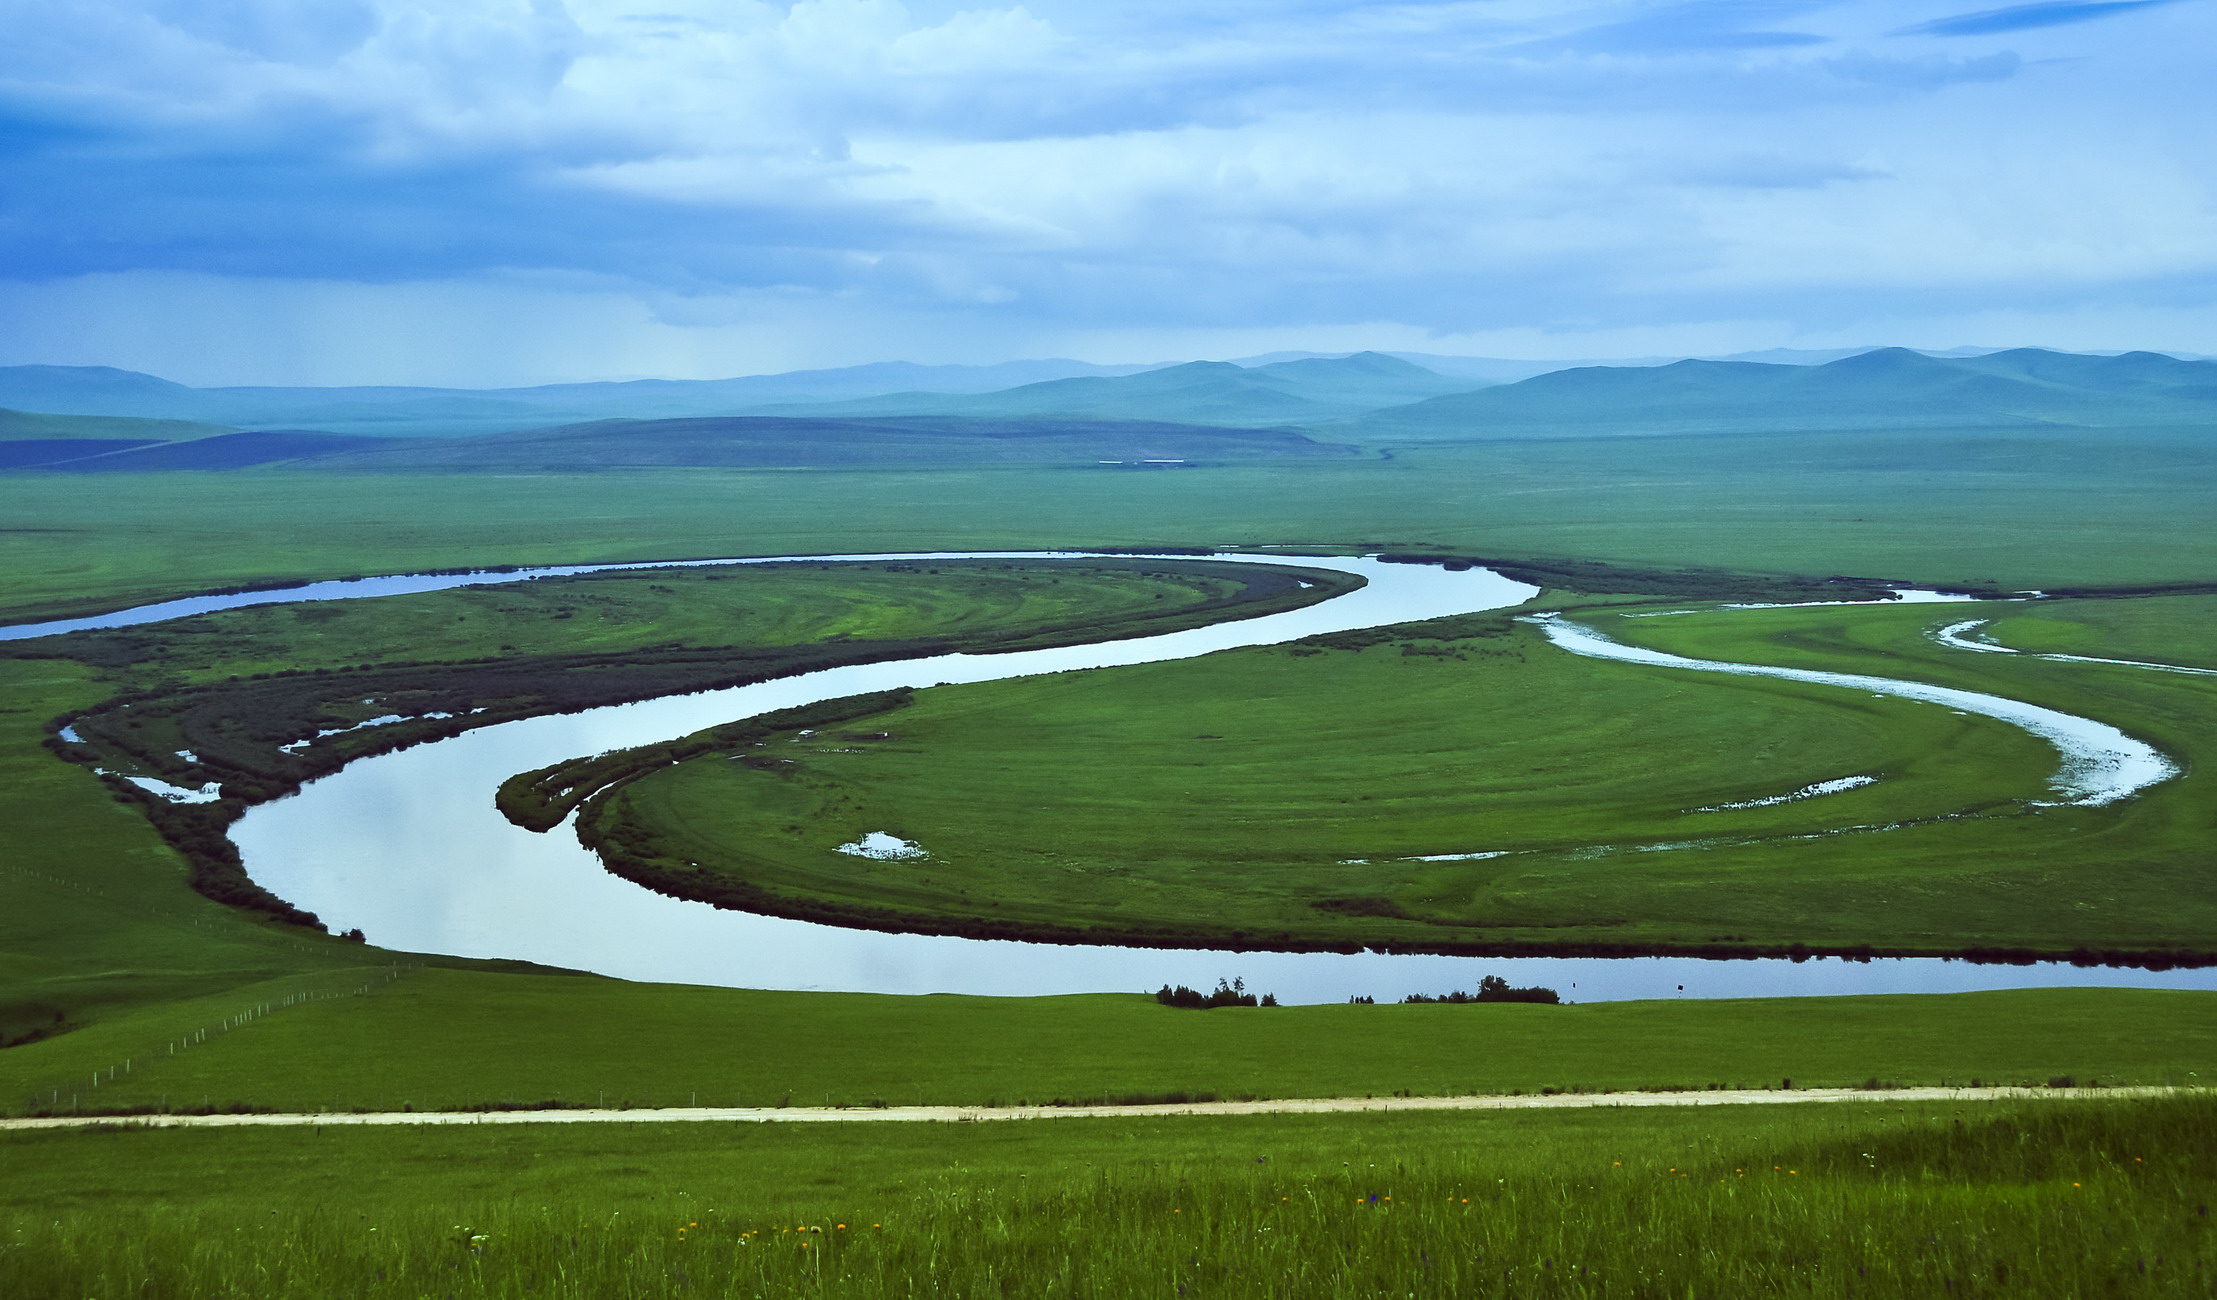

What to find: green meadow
left=34, top=557, right=1306, bottom=678
left=2, top=427, right=2214, bottom=1293
left=0, top=560, right=1335, bottom=1043
left=9, top=972, right=2214, bottom=1116
left=4, top=1096, right=2211, bottom=1297
left=586, top=592, right=2217, bottom=956
left=1979, top=594, right=2217, bottom=670
left=5, top=425, right=2216, bottom=624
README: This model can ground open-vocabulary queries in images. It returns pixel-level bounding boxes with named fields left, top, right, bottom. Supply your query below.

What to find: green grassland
left=4, top=408, right=2214, bottom=1294
left=0, top=653, right=388, bottom=1046
left=1979, top=594, right=2217, bottom=671
left=6, top=561, right=2216, bottom=1121
left=6, top=973, right=2213, bottom=1116
left=3, top=426, right=2214, bottom=624
left=29, top=557, right=1305, bottom=680
left=4, top=1096, right=2211, bottom=1296
left=0, top=561, right=1338, bottom=1042
left=580, top=592, right=2216, bottom=957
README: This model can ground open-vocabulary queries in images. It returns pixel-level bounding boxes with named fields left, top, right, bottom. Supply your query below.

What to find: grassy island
left=572, top=592, right=2217, bottom=959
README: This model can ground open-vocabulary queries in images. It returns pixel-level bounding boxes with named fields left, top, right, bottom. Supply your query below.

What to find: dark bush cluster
left=1401, top=975, right=1561, bottom=1005
left=1154, top=978, right=1277, bottom=1009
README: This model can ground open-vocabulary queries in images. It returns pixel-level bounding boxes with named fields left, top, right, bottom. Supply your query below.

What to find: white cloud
left=0, top=0, right=2212, bottom=380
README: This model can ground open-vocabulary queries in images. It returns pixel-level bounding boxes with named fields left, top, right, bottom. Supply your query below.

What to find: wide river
left=20, top=551, right=2216, bottom=1003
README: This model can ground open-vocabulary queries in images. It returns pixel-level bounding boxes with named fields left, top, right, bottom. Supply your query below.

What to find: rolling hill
left=0, top=409, right=243, bottom=469
left=43, top=431, right=402, bottom=472
left=1354, top=348, right=2217, bottom=440
left=769, top=352, right=1476, bottom=425
left=0, top=360, right=1172, bottom=437
left=293, top=415, right=1361, bottom=472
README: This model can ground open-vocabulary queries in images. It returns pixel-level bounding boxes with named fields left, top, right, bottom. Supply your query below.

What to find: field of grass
left=0, top=561, right=1337, bottom=1040
left=4, top=1095, right=2211, bottom=1296
left=24, top=558, right=1303, bottom=679
left=11, top=973, right=2216, bottom=1116
left=3, top=422, right=2213, bottom=1292
left=583, top=590, right=2216, bottom=956
left=3, top=426, right=2214, bottom=623
left=0, top=654, right=385, bottom=1044
left=1979, top=594, right=2217, bottom=671
left=585, top=611, right=2051, bottom=950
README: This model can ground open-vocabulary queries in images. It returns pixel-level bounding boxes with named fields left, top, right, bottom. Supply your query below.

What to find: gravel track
left=4, top=1086, right=2187, bottom=1132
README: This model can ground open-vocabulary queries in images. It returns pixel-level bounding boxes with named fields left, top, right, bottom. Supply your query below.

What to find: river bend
left=16, top=552, right=2213, bottom=1003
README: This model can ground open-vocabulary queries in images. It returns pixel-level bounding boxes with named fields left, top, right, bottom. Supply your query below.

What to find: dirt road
left=2, top=1085, right=2184, bottom=1132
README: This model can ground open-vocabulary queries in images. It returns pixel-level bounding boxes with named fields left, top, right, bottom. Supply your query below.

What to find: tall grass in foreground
left=6, top=1097, right=2211, bottom=1297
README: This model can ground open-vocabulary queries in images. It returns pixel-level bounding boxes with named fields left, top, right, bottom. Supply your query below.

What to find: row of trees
left=1154, top=978, right=1279, bottom=1009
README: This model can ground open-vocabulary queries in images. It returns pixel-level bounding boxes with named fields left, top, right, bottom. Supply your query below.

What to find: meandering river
left=17, top=552, right=2214, bottom=1003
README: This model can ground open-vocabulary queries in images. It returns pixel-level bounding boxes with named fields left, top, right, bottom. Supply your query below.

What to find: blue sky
left=0, top=0, right=2209, bottom=385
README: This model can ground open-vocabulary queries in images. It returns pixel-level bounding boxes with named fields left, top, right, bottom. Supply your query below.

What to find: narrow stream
left=1533, top=615, right=2178, bottom=806
left=1932, top=619, right=2217, bottom=679
left=18, top=553, right=2214, bottom=1003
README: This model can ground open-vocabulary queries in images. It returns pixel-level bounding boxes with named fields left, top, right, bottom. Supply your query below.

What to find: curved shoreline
left=19, top=552, right=2212, bottom=996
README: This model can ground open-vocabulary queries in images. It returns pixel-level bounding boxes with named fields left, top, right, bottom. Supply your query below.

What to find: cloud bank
left=0, top=0, right=2210, bottom=383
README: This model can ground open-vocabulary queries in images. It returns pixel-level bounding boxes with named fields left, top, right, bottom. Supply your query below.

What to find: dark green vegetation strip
left=7, top=971, right=2210, bottom=1116
left=3, top=422, right=2214, bottom=623
left=6, top=559, right=1347, bottom=926
left=584, top=592, right=2217, bottom=958
left=3, top=1096, right=2211, bottom=1296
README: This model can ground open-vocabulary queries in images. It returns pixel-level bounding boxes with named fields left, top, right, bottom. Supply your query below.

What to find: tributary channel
left=15, top=551, right=2215, bottom=1003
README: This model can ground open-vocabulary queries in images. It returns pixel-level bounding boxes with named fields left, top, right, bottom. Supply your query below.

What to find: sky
left=0, top=0, right=2211, bottom=386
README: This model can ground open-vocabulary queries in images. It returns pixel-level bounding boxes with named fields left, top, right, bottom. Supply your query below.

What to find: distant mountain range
left=0, top=346, right=2086, bottom=437
left=759, top=353, right=1475, bottom=425
left=4, top=415, right=1355, bottom=474
left=1356, top=348, right=2217, bottom=439
left=0, top=358, right=1166, bottom=437
left=300, top=416, right=1358, bottom=472
left=3, top=346, right=2211, bottom=473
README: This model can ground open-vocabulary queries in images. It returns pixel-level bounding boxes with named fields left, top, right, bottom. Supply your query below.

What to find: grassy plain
left=594, top=613, right=2051, bottom=949
left=595, top=592, right=2216, bottom=955
left=4, top=1096, right=2211, bottom=1296
left=1979, top=594, right=2217, bottom=671
left=3, top=421, right=2213, bottom=1291
left=28, top=558, right=1296, bottom=680
left=0, top=561, right=1331, bottom=1042
left=9, top=973, right=2213, bottom=1115
left=3, top=426, right=2215, bottom=622
left=0, top=655, right=382, bottom=1044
